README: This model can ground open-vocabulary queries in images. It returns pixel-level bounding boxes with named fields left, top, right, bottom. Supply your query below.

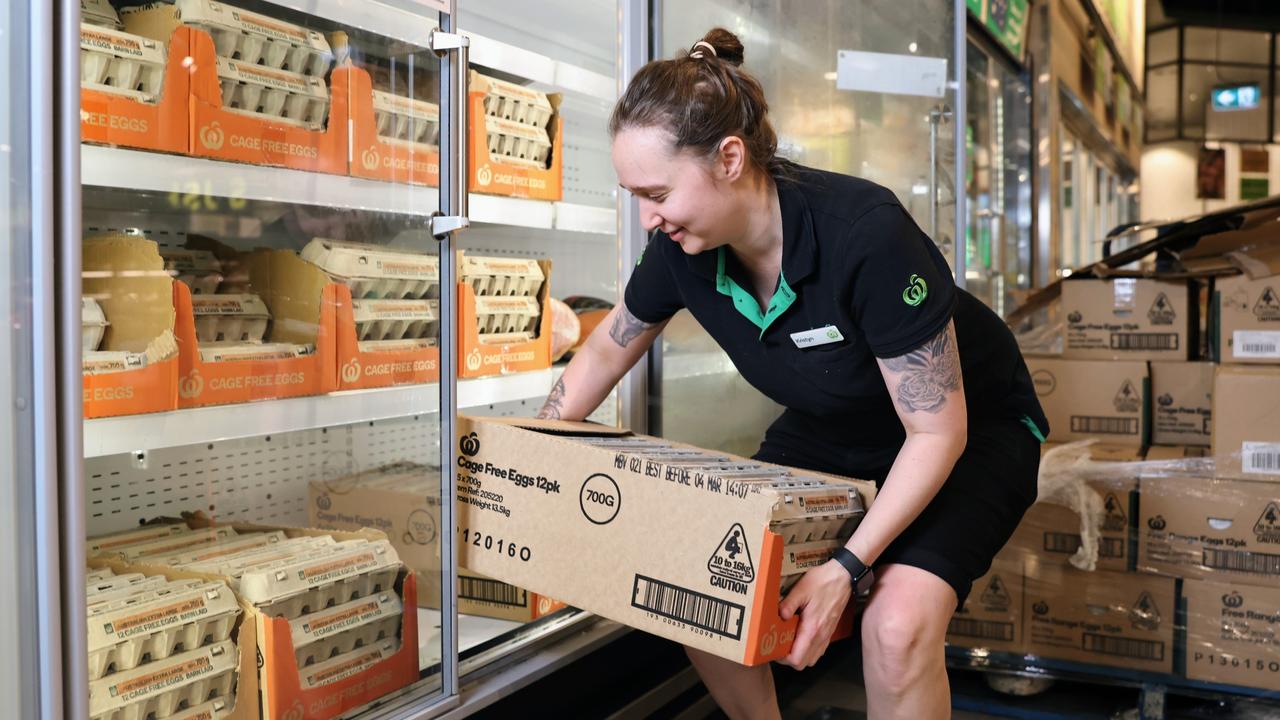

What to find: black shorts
left=754, top=417, right=1040, bottom=606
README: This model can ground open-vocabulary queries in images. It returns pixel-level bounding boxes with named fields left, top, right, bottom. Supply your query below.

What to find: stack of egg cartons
left=301, top=238, right=441, bottom=352
left=476, top=73, right=554, bottom=169
left=80, top=0, right=168, bottom=105
left=459, top=255, right=544, bottom=345
left=576, top=437, right=868, bottom=595
left=86, top=526, right=243, bottom=720
left=174, top=0, right=333, bottom=130
left=373, top=89, right=441, bottom=148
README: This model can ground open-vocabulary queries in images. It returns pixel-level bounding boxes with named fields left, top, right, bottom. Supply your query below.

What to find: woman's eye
left=652, top=194, right=668, bottom=203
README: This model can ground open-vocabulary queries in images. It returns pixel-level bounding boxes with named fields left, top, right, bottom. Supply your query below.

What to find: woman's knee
left=860, top=567, right=954, bottom=690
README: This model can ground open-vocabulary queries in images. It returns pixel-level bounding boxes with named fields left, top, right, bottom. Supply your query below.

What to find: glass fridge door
left=652, top=0, right=967, bottom=453
left=74, top=0, right=468, bottom=716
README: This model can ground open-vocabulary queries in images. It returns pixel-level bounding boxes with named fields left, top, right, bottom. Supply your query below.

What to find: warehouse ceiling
left=1158, top=0, right=1280, bottom=31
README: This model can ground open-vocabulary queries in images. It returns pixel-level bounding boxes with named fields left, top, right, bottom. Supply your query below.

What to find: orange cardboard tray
left=466, top=91, right=563, bottom=201
left=83, top=281, right=180, bottom=420
left=457, top=271, right=552, bottom=380
left=334, top=284, right=441, bottom=390
left=347, top=66, right=441, bottom=187
left=81, top=26, right=190, bottom=154
left=174, top=281, right=337, bottom=408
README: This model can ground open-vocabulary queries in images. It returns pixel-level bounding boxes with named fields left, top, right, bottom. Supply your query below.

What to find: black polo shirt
left=624, top=163, right=1047, bottom=475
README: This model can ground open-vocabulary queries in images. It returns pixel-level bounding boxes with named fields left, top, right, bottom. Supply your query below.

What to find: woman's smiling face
left=612, top=125, right=744, bottom=255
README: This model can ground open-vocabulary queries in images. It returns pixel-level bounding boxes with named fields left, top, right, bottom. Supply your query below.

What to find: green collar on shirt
left=715, top=246, right=796, bottom=339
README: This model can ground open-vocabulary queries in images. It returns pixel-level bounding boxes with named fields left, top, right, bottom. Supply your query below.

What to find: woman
left=538, top=28, right=1046, bottom=720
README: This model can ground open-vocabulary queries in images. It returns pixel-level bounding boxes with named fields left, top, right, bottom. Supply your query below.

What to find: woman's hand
left=778, top=559, right=854, bottom=669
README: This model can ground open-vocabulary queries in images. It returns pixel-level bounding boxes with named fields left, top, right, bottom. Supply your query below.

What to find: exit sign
left=1212, top=84, right=1261, bottom=112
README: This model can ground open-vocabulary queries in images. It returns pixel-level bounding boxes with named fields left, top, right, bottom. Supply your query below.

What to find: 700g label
left=461, top=528, right=532, bottom=561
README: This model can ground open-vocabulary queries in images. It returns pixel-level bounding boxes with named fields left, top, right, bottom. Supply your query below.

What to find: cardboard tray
left=457, top=258, right=553, bottom=379
left=81, top=25, right=190, bottom=154
left=467, top=72, right=563, bottom=201
left=347, top=65, right=441, bottom=187
left=334, top=284, right=440, bottom=390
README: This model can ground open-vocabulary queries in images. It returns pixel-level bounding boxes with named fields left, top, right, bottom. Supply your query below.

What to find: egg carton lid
left=237, top=539, right=399, bottom=606
left=197, top=342, right=314, bottom=363
left=144, top=531, right=287, bottom=567
left=82, top=351, right=148, bottom=375
left=88, top=524, right=190, bottom=556
left=111, top=527, right=239, bottom=561
left=460, top=255, right=543, bottom=280
left=80, top=24, right=166, bottom=65
left=215, top=56, right=327, bottom=98
left=190, top=294, right=271, bottom=318
left=483, top=115, right=551, bottom=144
left=87, top=581, right=239, bottom=653
left=88, top=639, right=236, bottom=717
left=371, top=91, right=440, bottom=121
left=472, top=296, right=541, bottom=314
left=187, top=537, right=339, bottom=581
left=174, top=0, right=330, bottom=54
left=290, top=591, right=402, bottom=649
left=350, top=298, right=438, bottom=323
left=781, top=539, right=843, bottom=576
left=300, top=639, right=398, bottom=689
left=474, top=72, right=553, bottom=110
left=301, top=238, right=440, bottom=281
left=159, top=248, right=222, bottom=274
left=357, top=338, right=437, bottom=353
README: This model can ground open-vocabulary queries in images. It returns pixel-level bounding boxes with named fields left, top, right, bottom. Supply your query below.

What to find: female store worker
left=537, top=28, right=1047, bottom=720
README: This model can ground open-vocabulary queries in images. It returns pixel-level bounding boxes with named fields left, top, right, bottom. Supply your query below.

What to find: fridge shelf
left=83, top=369, right=553, bottom=458
left=82, top=145, right=615, bottom=235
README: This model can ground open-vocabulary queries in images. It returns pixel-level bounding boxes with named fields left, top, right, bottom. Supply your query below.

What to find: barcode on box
left=460, top=576, right=528, bottom=607
left=1203, top=548, right=1280, bottom=575
left=1043, top=533, right=1125, bottom=558
left=1243, top=442, right=1280, bottom=476
left=1082, top=632, right=1164, bottom=661
left=1071, top=416, right=1139, bottom=435
left=632, top=575, right=744, bottom=640
left=1111, top=333, right=1178, bottom=351
left=948, top=617, right=1013, bottom=642
left=1233, top=331, right=1280, bottom=359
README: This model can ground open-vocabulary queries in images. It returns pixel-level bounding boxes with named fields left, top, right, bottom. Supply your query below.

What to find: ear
left=715, top=136, right=749, bottom=182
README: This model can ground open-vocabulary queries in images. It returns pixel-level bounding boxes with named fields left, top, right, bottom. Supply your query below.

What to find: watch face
left=855, top=568, right=875, bottom=595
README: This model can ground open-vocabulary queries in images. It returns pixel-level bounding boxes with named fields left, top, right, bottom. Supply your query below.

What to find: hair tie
left=689, top=40, right=717, bottom=59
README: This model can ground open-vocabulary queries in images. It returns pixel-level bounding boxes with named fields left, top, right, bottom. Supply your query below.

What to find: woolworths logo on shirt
left=902, top=274, right=928, bottom=306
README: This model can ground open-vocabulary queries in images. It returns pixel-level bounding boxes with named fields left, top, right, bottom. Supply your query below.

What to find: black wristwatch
left=831, top=548, right=875, bottom=595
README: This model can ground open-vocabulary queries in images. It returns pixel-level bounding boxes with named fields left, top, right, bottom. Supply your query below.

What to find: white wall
left=1141, top=140, right=1280, bottom=221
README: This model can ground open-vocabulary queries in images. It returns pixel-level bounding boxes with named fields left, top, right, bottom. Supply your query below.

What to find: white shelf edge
left=82, top=146, right=614, bottom=234
left=83, top=369, right=553, bottom=458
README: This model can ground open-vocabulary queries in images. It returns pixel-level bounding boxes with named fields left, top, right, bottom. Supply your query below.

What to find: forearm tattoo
left=609, top=306, right=655, bottom=348
left=536, top=377, right=566, bottom=419
left=882, top=328, right=961, bottom=414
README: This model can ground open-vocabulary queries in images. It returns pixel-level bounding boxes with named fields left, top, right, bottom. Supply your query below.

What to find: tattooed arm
left=845, top=321, right=969, bottom=570
left=536, top=303, right=668, bottom=420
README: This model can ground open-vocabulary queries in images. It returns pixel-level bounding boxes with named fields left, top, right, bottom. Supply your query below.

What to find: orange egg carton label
left=334, top=284, right=441, bottom=390
left=81, top=26, right=190, bottom=154
left=186, top=29, right=346, bottom=174
left=258, top=573, right=419, bottom=720
left=174, top=280, right=337, bottom=408
left=347, top=65, right=441, bottom=187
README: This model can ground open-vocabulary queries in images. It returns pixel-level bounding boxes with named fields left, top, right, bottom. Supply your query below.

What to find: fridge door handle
left=431, top=29, right=471, bottom=238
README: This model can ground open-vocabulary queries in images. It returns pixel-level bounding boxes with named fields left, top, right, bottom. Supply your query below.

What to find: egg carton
left=771, top=514, right=860, bottom=545
left=82, top=0, right=123, bottom=28
left=188, top=538, right=339, bottom=587
left=473, top=296, right=541, bottom=335
left=476, top=331, right=533, bottom=346
left=781, top=539, right=842, bottom=578
left=350, top=299, right=439, bottom=342
left=215, top=57, right=329, bottom=130
left=291, top=592, right=402, bottom=668
left=88, top=640, right=237, bottom=720
left=88, top=580, right=208, bottom=616
left=240, top=540, right=400, bottom=619
left=174, top=0, right=331, bottom=77
left=299, top=639, right=398, bottom=689
left=80, top=24, right=166, bottom=104
left=160, top=249, right=224, bottom=296
left=769, top=483, right=864, bottom=522
left=190, top=294, right=270, bottom=344
left=145, top=531, right=286, bottom=567
left=82, top=351, right=147, bottom=375
left=102, top=527, right=238, bottom=562
left=477, top=74, right=554, bottom=130
left=87, top=572, right=158, bottom=595
left=301, top=239, right=440, bottom=300
left=357, top=338, right=438, bottom=354
left=88, top=567, right=118, bottom=582
left=460, top=255, right=544, bottom=298
left=87, top=581, right=240, bottom=680
left=168, top=698, right=233, bottom=720
left=372, top=91, right=440, bottom=146
left=82, top=297, right=110, bottom=352
left=484, top=115, right=552, bottom=169
left=196, top=342, right=314, bottom=363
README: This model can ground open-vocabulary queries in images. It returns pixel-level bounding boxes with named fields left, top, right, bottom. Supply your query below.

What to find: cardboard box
left=1214, top=274, right=1280, bottom=365
left=1145, top=445, right=1208, bottom=461
left=1061, top=279, right=1195, bottom=361
left=334, top=284, right=440, bottom=390
left=1008, top=479, right=1136, bottom=573
left=1026, top=357, right=1149, bottom=446
left=468, top=72, right=563, bottom=201
left=946, top=554, right=1025, bottom=654
left=308, top=466, right=564, bottom=622
left=80, top=23, right=190, bottom=154
left=347, top=65, right=440, bottom=187
left=453, top=417, right=877, bottom=665
left=1212, top=366, right=1280, bottom=481
left=458, top=257, right=553, bottom=379
left=1151, top=361, right=1214, bottom=447
left=1023, top=561, right=1175, bottom=674
left=1182, top=579, right=1280, bottom=691
left=1139, top=475, right=1280, bottom=587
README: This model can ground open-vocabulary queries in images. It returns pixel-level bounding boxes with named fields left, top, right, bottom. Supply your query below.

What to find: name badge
left=791, top=325, right=844, bottom=348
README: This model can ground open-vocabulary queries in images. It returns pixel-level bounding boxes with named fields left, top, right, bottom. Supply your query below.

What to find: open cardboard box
left=457, top=256, right=552, bottom=379
left=97, top=516, right=420, bottom=720
left=467, top=72, right=563, bottom=201
left=82, top=235, right=179, bottom=418
left=333, top=283, right=441, bottom=391
left=454, top=416, right=877, bottom=665
left=174, top=252, right=338, bottom=407
left=346, top=64, right=441, bottom=187
left=80, top=22, right=190, bottom=154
